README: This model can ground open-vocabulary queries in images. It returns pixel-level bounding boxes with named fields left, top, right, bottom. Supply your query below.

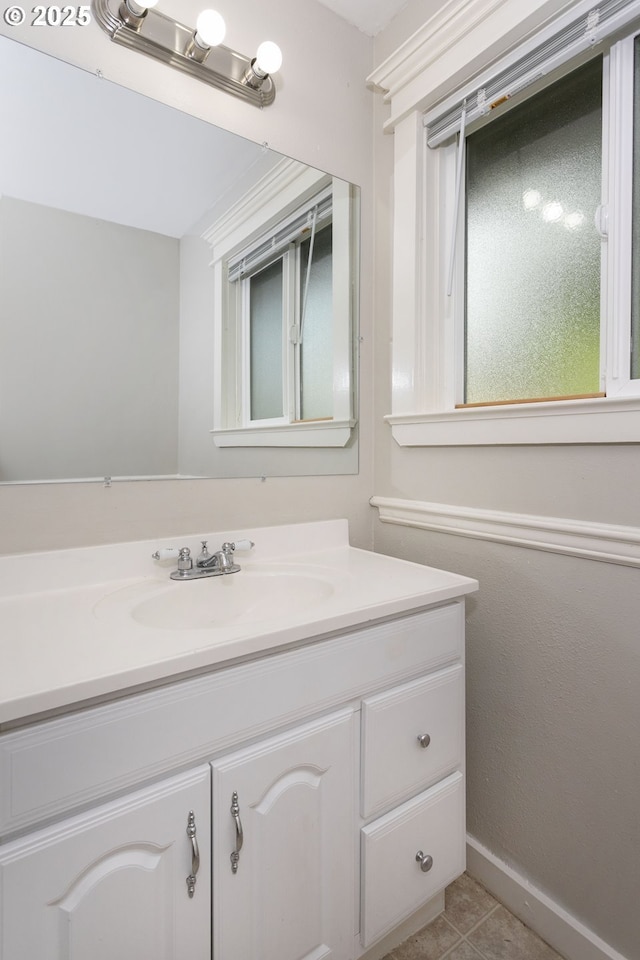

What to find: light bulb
left=195, top=9, right=226, bottom=47
left=255, top=41, right=282, bottom=76
left=124, top=0, right=158, bottom=16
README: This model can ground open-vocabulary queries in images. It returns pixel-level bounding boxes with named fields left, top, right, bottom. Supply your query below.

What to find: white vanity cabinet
left=0, top=600, right=468, bottom=960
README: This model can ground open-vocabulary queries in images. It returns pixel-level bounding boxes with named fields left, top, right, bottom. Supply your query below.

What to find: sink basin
left=94, top=565, right=336, bottom=630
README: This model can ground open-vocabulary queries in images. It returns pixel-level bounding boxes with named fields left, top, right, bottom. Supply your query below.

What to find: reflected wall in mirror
left=0, top=37, right=359, bottom=484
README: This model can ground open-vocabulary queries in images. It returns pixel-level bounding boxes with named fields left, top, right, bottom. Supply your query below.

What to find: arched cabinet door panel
left=0, top=766, right=211, bottom=960
left=211, top=708, right=357, bottom=960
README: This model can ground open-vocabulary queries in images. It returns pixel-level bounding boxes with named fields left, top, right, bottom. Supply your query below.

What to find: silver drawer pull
left=186, top=810, right=200, bottom=898
left=417, top=733, right=431, bottom=749
left=230, top=791, right=244, bottom=874
left=415, top=850, right=434, bottom=873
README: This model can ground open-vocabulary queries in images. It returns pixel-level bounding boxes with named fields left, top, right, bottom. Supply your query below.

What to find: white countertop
left=0, top=520, right=477, bottom=724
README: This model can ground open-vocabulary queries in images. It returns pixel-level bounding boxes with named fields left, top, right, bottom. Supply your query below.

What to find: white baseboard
left=466, top=836, right=630, bottom=960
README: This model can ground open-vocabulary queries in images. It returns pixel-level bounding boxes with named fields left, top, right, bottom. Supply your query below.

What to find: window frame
left=203, top=160, right=357, bottom=449
left=239, top=220, right=336, bottom=430
left=377, top=0, right=640, bottom=446
left=241, top=244, right=293, bottom=430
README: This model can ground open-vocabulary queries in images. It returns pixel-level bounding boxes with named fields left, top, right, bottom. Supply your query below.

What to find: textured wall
left=371, top=522, right=640, bottom=958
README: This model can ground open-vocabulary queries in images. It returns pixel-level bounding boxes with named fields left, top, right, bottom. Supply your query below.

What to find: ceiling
left=314, top=0, right=410, bottom=36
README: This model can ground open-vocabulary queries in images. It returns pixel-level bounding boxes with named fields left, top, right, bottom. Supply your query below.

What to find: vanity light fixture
left=92, top=0, right=282, bottom=107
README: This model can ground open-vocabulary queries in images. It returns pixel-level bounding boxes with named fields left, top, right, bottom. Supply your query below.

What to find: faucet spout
left=157, top=538, right=253, bottom=580
left=197, top=540, right=253, bottom=570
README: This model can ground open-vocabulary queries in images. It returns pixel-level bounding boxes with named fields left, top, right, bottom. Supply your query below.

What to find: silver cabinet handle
left=415, top=850, right=434, bottom=872
left=186, top=810, right=200, bottom=898
left=417, top=733, right=431, bottom=748
left=230, top=791, right=243, bottom=874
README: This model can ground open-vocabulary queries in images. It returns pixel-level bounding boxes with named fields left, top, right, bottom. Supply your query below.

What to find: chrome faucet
left=196, top=541, right=240, bottom=573
left=152, top=539, right=254, bottom=580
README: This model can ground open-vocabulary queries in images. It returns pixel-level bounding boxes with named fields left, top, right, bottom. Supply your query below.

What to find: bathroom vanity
left=0, top=520, right=477, bottom=959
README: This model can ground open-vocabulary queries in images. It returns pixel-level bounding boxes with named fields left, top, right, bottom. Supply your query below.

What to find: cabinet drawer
left=360, top=771, right=465, bottom=948
left=361, top=664, right=463, bottom=818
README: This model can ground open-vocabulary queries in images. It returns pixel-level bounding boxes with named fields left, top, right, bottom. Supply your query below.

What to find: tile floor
left=382, top=873, right=566, bottom=960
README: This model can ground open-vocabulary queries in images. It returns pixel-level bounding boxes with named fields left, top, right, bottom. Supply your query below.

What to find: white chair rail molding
left=370, top=497, right=640, bottom=568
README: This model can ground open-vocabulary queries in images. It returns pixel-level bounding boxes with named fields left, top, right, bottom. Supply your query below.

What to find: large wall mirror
left=0, top=36, right=359, bottom=484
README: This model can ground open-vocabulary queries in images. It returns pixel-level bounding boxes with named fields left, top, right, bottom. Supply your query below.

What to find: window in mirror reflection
left=249, top=259, right=285, bottom=420
left=214, top=172, right=356, bottom=447
left=245, top=218, right=333, bottom=424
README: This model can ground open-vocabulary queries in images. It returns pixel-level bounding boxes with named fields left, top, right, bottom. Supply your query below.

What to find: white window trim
left=203, top=158, right=356, bottom=448
left=212, top=420, right=355, bottom=448
left=369, top=0, right=640, bottom=445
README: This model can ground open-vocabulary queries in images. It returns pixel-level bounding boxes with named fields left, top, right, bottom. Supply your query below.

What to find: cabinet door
left=212, top=709, right=357, bottom=960
left=0, top=766, right=210, bottom=960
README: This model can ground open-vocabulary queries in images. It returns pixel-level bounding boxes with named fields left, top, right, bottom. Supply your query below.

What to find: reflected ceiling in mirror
left=0, top=37, right=358, bottom=484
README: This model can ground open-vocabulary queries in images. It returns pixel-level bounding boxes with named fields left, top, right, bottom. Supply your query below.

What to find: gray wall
left=372, top=519, right=639, bottom=958
left=372, top=4, right=640, bottom=958
left=0, top=196, right=179, bottom=480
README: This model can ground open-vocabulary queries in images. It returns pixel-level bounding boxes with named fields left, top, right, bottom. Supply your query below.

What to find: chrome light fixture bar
left=91, top=0, right=281, bottom=107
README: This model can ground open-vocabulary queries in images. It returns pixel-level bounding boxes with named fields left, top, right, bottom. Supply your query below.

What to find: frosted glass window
left=632, top=36, right=640, bottom=380
left=249, top=259, right=283, bottom=420
left=300, top=224, right=333, bottom=420
left=465, top=57, right=603, bottom=404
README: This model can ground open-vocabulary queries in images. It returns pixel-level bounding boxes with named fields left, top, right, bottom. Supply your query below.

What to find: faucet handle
left=197, top=540, right=212, bottom=564
left=152, top=547, right=180, bottom=561
left=217, top=540, right=254, bottom=572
